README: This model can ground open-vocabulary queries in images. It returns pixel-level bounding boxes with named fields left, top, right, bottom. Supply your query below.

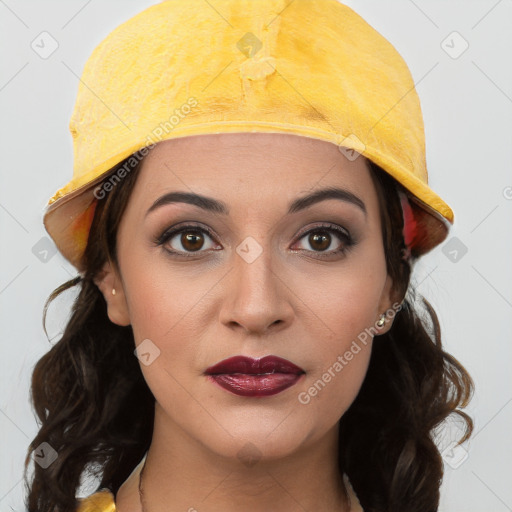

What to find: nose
left=218, top=242, right=295, bottom=337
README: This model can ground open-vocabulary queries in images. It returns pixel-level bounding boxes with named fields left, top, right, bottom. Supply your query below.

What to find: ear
left=93, top=260, right=131, bottom=326
left=375, top=274, right=401, bottom=335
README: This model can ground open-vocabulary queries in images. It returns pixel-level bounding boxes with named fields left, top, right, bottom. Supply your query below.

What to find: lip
left=205, top=355, right=305, bottom=397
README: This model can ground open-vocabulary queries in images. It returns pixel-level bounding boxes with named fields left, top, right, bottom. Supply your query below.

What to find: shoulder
left=343, top=473, right=364, bottom=512
left=76, top=489, right=116, bottom=512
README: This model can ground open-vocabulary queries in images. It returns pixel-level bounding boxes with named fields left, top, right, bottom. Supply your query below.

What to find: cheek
left=297, top=255, right=386, bottom=341
left=124, top=274, right=205, bottom=413
left=122, top=251, right=208, bottom=341
left=295, top=344, right=372, bottom=437
left=120, top=255, right=218, bottom=389
left=292, top=258, right=385, bottom=418
left=295, top=279, right=376, bottom=422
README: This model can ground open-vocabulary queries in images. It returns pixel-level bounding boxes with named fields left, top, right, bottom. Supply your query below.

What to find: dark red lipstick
left=205, top=355, right=305, bottom=397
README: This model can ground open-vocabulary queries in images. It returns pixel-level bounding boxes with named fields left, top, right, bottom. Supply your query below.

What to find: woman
left=23, top=1, right=473, bottom=511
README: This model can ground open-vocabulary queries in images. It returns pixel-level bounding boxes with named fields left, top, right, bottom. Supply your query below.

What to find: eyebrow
left=145, top=186, right=367, bottom=218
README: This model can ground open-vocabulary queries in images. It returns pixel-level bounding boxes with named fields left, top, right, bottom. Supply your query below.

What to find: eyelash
left=155, top=222, right=355, bottom=259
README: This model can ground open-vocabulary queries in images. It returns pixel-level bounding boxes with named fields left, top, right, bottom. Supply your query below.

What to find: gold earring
left=376, top=314, right=386, bottom=327
left=111, top=288, right=116, bottom=296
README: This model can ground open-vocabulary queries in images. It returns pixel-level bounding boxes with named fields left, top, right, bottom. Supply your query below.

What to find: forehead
left=141, top=132, right=373, bottom=186
left=126, top=132, right=382, bottom=220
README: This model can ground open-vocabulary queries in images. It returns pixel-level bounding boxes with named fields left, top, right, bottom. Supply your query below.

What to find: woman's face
left=98, top=132, right=397, bottom=462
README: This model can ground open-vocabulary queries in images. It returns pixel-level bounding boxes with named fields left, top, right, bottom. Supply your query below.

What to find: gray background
left=1, top=1, right=511, bottom=510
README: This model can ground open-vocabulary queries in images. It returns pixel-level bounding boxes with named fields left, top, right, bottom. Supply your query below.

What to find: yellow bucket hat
left=43, top=0, right=453, bottom=272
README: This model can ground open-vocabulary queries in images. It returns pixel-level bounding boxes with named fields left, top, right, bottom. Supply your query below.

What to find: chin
left=190, top=414, right=321, bottom=466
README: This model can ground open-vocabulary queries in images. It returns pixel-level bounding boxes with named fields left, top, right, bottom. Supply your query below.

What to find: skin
left=94, top=133, right=399, bottom=512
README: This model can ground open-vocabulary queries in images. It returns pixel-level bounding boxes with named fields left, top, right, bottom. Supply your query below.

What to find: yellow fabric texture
left=43, top=0, right=453, bottom=272
left=76, top=490, right=116, bottom=512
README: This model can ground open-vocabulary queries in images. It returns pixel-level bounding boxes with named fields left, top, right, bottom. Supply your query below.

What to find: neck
left=137, top=403, right=350, bottom=512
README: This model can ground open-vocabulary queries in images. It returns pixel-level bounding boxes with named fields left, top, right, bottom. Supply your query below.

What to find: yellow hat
left=44, top=0, right=453, bottom=272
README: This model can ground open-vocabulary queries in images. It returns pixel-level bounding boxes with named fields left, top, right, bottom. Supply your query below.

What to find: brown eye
left=180, top=231, right=205, bottom=252
left=308, top=231, right=331, bottom=251
left=157, top=224, right=218, bottom=256
left=294, top=224, right=354, bottom=258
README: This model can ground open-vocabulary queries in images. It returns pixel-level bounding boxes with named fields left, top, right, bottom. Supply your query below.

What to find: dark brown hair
left=23, top=154, right=473, bottom=512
